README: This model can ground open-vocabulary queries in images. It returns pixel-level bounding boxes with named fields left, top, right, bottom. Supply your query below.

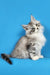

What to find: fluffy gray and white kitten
left=1, top=15, right=46, bottom=64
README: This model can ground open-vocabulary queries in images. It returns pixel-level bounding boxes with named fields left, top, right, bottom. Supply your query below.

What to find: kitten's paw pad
left=32, top=56, right=39, bottom=60
left=39, top=55, right=44, bottom=58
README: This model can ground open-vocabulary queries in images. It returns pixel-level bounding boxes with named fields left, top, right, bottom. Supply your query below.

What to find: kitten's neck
left=26, top=32, right=43, bottom=39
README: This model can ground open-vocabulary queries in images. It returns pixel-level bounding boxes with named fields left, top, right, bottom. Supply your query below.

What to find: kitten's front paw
left=32, top=56, right=39, bottom=60
left=39, top=55, right=44, bottom=58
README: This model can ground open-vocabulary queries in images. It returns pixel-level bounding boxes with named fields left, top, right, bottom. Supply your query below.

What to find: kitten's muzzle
left=32, top=28, right=35, bottom=32
left=30, top=28, right=35, bottom=34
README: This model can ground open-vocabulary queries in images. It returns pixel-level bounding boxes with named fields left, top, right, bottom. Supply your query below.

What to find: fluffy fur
left=1, top=15, right=46, bottom=64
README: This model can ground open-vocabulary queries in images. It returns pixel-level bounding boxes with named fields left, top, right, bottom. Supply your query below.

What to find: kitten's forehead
left=28, top=22, right=40, bottom=26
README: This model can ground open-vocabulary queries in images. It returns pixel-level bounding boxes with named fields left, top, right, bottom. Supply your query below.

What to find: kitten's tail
left=1, top=54, right=12, bottom=65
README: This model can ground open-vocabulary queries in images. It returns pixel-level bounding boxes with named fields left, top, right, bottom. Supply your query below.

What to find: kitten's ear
left=31, top=15, right=40, bottom=24
left=31, top=15, right=35, bottom=22
left=22, top=25, right=28, bottom=30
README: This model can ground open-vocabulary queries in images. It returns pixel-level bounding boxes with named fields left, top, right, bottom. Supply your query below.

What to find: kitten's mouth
left=30, top=28, right=35, bottom=34
left=30, top=30, right=35, bottom=34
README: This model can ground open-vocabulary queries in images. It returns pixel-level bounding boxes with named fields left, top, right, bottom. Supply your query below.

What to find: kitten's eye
left=36, top=24, right=40, bottom=26
left=36, top=24, right=38, bottom=26
left=37, top=28, right=38, bottom=29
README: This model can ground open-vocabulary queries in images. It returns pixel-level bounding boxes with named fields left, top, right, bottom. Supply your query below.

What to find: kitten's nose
left=32, top=28, right=35, bottom=32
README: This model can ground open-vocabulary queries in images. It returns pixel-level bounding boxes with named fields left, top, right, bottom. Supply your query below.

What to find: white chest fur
left=33, top=33, right=46, bottom=47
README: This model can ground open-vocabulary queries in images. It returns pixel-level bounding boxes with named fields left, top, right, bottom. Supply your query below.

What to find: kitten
left=1, top=15, right=46, bottom=64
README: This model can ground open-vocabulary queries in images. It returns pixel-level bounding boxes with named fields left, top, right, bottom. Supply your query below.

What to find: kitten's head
left=22, top=15, right=44, bottom=38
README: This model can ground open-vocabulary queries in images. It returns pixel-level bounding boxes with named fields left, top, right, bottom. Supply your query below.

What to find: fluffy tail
left=1, top=54, right=12, bottom=65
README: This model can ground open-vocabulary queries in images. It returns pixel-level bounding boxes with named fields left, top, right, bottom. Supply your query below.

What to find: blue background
left=0, top=0, right=50, bottom=75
